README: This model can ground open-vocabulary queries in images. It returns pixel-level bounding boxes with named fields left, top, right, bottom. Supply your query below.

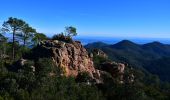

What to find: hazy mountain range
left=74, top=37, right=170, bottom=45
left=85, top=40, right=170, bottom=82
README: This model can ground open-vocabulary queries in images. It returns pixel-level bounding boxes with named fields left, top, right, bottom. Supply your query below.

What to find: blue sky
left=0, top=0, right=170, bottom=38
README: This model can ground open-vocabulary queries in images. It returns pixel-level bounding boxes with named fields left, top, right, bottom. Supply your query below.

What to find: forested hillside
left=85, top=40, right=170, bottom=82
left=0, top=17, right=170, bottom=100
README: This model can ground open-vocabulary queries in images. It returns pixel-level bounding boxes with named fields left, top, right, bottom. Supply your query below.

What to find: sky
left=0, top=0, right=170, bottom=39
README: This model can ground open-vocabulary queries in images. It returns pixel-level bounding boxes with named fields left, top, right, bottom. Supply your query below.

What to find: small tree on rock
left=64, top=26, right=77, bottom=37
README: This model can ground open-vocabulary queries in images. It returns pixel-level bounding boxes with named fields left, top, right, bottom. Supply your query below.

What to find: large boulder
left=100, top=62, right=126, bottom=83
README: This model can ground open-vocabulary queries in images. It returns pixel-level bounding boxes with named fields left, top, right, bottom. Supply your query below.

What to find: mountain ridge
left=86, top=40, right=170, bottom=47
left=85, top=40, right=170, bottom=82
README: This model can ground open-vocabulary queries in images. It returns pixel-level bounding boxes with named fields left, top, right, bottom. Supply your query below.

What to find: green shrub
left=76, top=72, right=92, bottom=83
left=52, top=33, right=73, bottom=43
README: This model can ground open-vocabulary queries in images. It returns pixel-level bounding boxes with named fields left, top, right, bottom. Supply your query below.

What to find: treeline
left=0, top=17, right=77, bottom=61
left=0, top=17, right=48, bottom=61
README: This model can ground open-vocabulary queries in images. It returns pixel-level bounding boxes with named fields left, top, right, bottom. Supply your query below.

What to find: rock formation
left=92, top=49, right=108, bottom=58
left=20, top=38, right=134, bottom=84
left=32, top=40, right=97, bottom=78
left=100, top=62, right=125, bottom=83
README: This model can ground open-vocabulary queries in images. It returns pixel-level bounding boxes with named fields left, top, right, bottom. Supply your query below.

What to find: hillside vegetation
left=0, top=17, right=170, bottom=100
left=85, top=40, right=170, bottom=82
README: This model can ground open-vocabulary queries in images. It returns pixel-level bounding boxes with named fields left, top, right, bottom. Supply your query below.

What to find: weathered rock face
left=92, top=49, right=108, bottom=58
left=20, top=39, right=134, bottom=84
left=33, top=40, right=96, bottom=78
left=100, top=62, right=125, bottom=83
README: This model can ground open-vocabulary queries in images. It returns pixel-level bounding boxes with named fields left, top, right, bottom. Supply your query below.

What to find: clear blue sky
left=0, top=0, right=170, bottom=38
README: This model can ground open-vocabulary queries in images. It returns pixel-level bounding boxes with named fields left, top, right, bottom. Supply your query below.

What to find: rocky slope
left=22, top=39, right=133, bottom=84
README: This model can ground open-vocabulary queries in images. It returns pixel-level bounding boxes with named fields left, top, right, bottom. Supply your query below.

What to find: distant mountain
left=85, top=40, right=170, bottom=82
left=142, top=42, right=170, bottom=56
left=111, top=40, right=141, bottom=50
left=84, top=42, right=108, bottom=49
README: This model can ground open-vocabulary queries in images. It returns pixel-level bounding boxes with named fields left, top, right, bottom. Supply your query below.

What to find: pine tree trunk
left=24, top=34, right=26, bottom=47
left=12, top=29, right=15, bottom=60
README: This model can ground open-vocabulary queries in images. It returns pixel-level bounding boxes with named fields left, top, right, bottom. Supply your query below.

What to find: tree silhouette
left=2, top=17, right=27, bottom=60
left=20, top=24, right=36, bottom=47
left=64, top=26, right=77, bottom=37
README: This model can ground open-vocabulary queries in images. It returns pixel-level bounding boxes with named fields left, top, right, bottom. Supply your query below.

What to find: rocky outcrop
left=92, top=49, right=108, bottom=58
left=21, top=39, right=134, bottom=84
left=33, top=40, right=97, bottom=78
left=100, top=62, right=125, bottom=83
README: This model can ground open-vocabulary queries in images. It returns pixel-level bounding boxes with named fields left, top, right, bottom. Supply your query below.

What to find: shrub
left=76, top=72, right=92, bottom=83
left=52, top=33, right=73, bottom=43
